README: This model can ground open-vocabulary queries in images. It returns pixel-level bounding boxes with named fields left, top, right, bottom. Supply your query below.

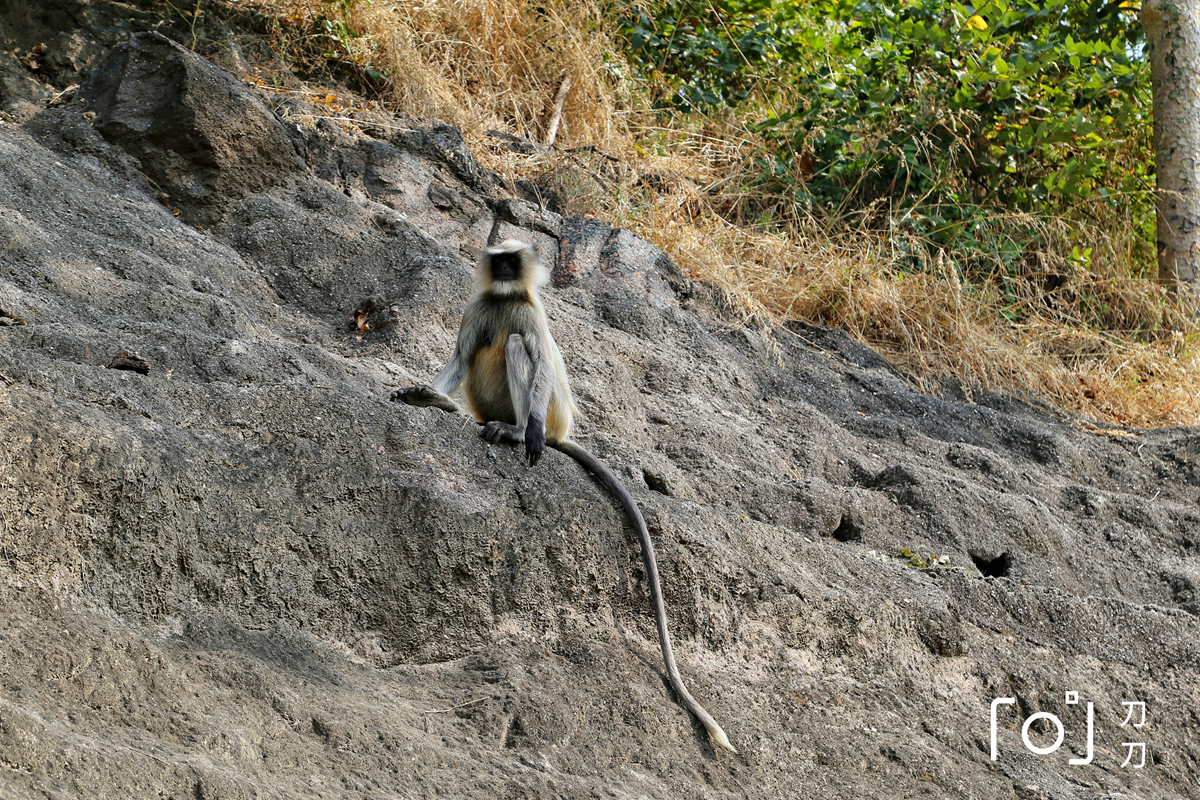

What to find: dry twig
left=544, top=73, right=572, bottom=147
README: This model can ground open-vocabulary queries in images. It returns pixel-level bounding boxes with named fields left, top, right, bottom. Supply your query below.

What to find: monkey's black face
left=489, top=252, right=522, bottom=282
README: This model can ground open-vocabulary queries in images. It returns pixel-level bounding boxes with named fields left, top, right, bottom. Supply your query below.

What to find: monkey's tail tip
left=699, top=714, right=737, bottom=753
left=705, top=729, right=734, bottom=753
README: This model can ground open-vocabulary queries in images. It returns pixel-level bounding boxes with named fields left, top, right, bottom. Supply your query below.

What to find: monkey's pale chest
left=466, top=336, right=516, bottom=425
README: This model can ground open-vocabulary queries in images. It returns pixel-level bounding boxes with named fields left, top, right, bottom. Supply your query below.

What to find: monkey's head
left=478, top=239, right=548, bottom=297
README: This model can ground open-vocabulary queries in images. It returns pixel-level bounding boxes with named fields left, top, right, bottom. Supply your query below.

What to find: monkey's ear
left=517, top=244, right=550, bottom=289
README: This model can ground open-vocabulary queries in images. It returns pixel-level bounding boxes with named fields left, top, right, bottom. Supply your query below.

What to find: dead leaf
left=350, top=309, right=370, bottom=340
left=21, top=43, right=45, bottom=71
left=0, top=308, right=28, bottom=326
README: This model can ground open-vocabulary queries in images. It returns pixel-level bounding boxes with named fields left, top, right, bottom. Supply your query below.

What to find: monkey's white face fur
left=477, top=239, right=549, bottom=296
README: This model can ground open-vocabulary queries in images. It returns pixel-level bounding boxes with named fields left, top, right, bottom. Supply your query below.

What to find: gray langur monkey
left=391, top=239, right=736, bottom=753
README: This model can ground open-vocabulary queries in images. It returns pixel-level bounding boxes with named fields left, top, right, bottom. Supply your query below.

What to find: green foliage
left=316, top=0, right=367, bottom=59
left=618, top=0, right=1154, bottom=285
left=317, top=0, right=365, bottom=58
left=897, top=548, right=952, bottom=569
left=771, top=1, right=1147, bottom=210
left=164, top=0, right=204, bottom=50
left=313, top=0, right=390, bottom=89
left=618, top=1, right=785, bottom=109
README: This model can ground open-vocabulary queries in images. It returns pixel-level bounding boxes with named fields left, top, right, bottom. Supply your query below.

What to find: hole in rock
left=969, top=551, right=1012, bottom=578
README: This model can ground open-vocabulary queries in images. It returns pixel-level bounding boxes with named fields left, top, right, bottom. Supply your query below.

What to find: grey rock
left=80, top=31, right=304, bottom=225
left=0, top=7, right=1196, bottom=800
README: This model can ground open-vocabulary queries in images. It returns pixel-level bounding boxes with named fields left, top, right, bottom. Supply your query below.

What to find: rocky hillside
left=1, top=3, right=1198, bottom=798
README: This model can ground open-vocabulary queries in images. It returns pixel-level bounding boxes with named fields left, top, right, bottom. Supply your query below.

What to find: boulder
left=81, top=30, right=303, bottom=225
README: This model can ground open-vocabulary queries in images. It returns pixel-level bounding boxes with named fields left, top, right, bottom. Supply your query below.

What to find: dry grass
left=640, top=189, right=1200, bottom=426
left=254, top=0, right=634, bottom=146
left=233, top=0, right=1200, bottom=428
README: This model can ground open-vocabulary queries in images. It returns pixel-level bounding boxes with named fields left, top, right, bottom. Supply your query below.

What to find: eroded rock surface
left=1, top=4, right=1198, bottom=799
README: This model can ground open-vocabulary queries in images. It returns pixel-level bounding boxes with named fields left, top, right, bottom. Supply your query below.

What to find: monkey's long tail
left=555, top=440, right=736, bottom=753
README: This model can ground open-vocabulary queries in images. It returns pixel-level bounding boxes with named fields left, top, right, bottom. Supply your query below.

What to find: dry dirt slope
left=1, top=8, right=1200, bottom=800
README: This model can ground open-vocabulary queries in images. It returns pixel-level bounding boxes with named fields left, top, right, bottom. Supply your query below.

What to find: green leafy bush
left=619, top=0, right=783, bottom=109
left=619, top=0, right=1153, bottom=278
left=772, top=2, right=1146, bottom=209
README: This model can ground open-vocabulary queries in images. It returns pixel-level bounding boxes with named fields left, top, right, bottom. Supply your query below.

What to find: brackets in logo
left=990, top=692, right=1148, bottom=769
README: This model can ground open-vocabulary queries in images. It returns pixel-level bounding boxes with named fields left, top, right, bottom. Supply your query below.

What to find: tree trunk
left=1142, top=0, right=1200, bottom=291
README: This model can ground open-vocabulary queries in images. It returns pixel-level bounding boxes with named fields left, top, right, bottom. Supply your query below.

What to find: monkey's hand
left=391, top=385, right=459, bottom=413
left=524, top=415, right=545, bottom=466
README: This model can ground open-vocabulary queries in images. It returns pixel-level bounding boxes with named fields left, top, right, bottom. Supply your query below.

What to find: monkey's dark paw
left=525, top=420, right=545, bottom=466
left=392, top=385, right=457, bottom=412
left=390, top=385, right=429, bottom=405
left=480, top=420, right=521, bottom=444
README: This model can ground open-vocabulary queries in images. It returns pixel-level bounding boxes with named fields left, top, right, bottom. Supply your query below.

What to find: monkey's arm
left=429, top=344, right=469, bottom=396
left=511, top=332, right=557, bottom=466
left=521, top=332, right=559, bottom=463
left=389, top=351, right=464, bottom=411
left=391, top=348, right=465, bottom=410
left=392, top=305, right=485, bottom=411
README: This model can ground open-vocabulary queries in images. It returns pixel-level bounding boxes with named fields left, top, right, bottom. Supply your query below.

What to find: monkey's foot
left=391, top=385, right=459, bottom=413
left=480, top=420, right=523, bottom=445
